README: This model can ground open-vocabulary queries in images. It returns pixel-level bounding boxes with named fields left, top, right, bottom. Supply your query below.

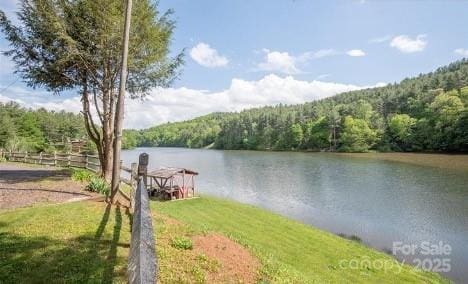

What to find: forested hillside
left=123, top=113, right=225, bottom=149
left=0, top=102, right=87, bottom=152
left=129, top=59, right=468, bottom=152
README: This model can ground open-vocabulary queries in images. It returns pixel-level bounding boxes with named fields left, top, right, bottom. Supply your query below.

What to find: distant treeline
left=0, top=102, right=87, bottom=152
left=125, top=59, right=468, bottom=152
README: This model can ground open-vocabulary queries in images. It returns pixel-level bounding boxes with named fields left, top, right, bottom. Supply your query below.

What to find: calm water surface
left=122, top=147, right=468, bottom=282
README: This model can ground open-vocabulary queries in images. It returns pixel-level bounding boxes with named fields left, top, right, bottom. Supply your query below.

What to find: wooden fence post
left=130, top=162, right=138, bottom=210
left=85, top=153, right=88, bottom=170
left=54, top=151, right=57, bottom=167
left=138, top=153, right=149, bottom=189
left=39, top=152, right=43, bottom=165
left=24, top=151, right=28, bottom=163
left=67, top=152, right=71, bottom=167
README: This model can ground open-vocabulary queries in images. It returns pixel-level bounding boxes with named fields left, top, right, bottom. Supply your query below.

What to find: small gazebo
left=147, top=167, right=198, bottom=200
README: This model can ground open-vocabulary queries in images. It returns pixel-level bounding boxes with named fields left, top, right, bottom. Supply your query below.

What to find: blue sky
left=160, top=0, right=468, bottom=89
left=1, top=0, right=467, bottom=128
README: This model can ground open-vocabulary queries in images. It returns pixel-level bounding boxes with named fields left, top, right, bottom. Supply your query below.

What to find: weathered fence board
left=128, top=175, right=157, bottom=284
left=0, top=149, right=101, bottom=173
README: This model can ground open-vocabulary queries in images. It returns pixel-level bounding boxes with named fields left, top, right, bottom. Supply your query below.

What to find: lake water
left=122, top=147, right=468, bottom=282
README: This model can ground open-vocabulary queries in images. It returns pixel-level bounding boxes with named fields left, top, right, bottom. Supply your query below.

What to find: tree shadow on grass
left=102, top=205, right=123, bottom=283
left=0, top=203, right=128, bottom=283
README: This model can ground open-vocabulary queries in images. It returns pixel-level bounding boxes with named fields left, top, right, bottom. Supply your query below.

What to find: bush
left=171, top=236, right=193, bottom=250
left=71, top=169, right=94, bottom=182
left=85, top=176, right=110, bottom=196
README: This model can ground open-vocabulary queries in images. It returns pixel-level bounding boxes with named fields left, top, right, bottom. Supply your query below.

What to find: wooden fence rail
left=0, top=149, right=101, bottom=173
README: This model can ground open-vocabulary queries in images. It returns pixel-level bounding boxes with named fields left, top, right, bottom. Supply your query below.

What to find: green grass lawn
left=0, top=202, right=131, bottom=283
left=0, top=197, right=448, bottom=283
left=154, top=196, right=449, bottom=284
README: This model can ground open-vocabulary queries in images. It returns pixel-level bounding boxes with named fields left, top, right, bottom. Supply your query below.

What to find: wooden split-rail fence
left=0, top=149, right=101, bottom=173
left=1, top=150, right=157, bottom=283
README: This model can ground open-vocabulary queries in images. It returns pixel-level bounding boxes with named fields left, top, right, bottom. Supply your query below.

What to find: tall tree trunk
left=110, top=0, right=133, bottom=203
left=101, top=140, right=114, bottom=182
left=82, top=82, right=114, bottom=182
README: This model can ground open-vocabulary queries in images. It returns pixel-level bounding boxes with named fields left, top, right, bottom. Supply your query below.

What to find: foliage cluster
left=85, top=176, right=110, bottom=196
left=0, top=102, right=86, bottom=152
left=71, top=169, right=94, bottom=183
left=171, top=236, right=193, bottom=250
left=122, top=113, right=224, bottom=149
left=127, top=59, right=468, bottom=152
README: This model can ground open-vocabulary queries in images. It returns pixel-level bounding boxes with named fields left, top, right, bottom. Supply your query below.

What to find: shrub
left=71, top=169, right=94, bottom=182
left=85, top=176, right=110, bottom=196
left=171, top=236, right=193, bottom=250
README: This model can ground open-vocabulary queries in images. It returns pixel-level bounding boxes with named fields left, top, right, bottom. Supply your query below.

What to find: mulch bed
left=193, top=233, right=260, bottom=283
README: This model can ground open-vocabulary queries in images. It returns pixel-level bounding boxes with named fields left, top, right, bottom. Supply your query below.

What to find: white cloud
left=0, top=75, right=380, bottom=129
left=257, top=49, right=300, bottom=74
left=369, top=35, right=392, bottom=43
left=315, top=74, right=331, bottom=80
left=346, top=49, right=366, bottom=57
left=306, top=49, right=339, bottom=59
left=390, top=34, right=427, bottom=53
left=190, top=42, right=228, bottom=67
left=256, top=48, right=341, bottom=74
left=454, top=48, right=468, bottom=57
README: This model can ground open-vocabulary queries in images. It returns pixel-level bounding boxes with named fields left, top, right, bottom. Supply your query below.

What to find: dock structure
left=147, top=167, right=198, bottom=200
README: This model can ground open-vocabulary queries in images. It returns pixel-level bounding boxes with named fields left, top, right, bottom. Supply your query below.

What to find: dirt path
left=0, top=162, right=98, bottom=210
left=193, top=233, right=260, bottom=283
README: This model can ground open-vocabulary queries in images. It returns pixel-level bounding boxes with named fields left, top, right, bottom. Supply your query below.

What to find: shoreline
left=331, top=152, right=468, bottom=172
left=129, top=146, right=468, bottom=172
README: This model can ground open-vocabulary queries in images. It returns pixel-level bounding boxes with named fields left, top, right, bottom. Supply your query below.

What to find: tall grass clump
left=71, top=169, right=94, bottom=182
left=85, top=176, right=110, bottom=196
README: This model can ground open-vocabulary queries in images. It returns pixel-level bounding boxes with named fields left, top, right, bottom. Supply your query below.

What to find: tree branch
left=81, top=85, right=101, bottom=144
left=93, top=88, right=104, bottom=126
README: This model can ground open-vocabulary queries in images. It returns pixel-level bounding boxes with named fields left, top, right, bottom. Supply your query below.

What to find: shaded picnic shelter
left=147, top=167, right=198, bottom=200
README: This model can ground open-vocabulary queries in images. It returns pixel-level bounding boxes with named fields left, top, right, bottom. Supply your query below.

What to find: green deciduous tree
left=304, top=117, right=329, bottom=150
left=290, top=123, right=304, bottom=149
left=0, top=0, right=182, bottom=180
left=339, top=116, right=378, bottom=152
left=388, top=114, right=416, bottom=151
left=430, top=93, right=465, bottom=150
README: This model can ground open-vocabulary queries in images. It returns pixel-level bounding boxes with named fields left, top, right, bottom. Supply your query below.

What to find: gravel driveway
left=0, top=163, right=98, bottom=210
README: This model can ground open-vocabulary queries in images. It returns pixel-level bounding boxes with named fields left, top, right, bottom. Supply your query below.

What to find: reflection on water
left=122, top=147, right=468, bottom=282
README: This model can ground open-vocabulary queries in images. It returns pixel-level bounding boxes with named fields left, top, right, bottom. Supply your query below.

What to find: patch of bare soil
left=0, top=163, right=98, bottom=210
left=193, top=233, right=260, bottom=284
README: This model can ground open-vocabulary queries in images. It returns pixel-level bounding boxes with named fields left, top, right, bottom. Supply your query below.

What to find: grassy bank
left=0, top=197, right=448, bottom=283
left=155, top=197, right=447, bottom=283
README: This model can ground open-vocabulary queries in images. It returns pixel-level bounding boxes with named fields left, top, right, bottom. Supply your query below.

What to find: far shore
left=127, top=146, right=468, bottom=172
left=332, top=152, right=468, bottom=172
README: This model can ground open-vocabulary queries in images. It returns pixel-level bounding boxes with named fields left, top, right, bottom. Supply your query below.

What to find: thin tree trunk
left=82, top=83, right=114, bottom=182
left=110, top=0, right=133, bottom=203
